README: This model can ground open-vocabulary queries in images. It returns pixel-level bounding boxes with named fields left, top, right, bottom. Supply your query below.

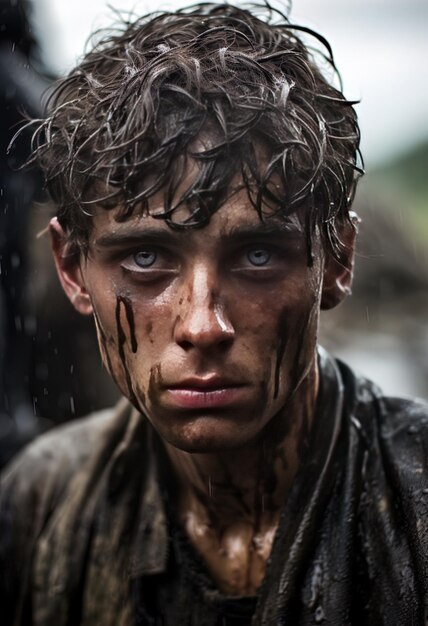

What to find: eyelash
left=120, top=247, right=170, bottom=274
left=116, top=243, right=290, bottom=280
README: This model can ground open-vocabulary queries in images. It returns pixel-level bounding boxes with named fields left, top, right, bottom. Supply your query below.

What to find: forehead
left=84, top=133, right=303, bottom=248
left=89, top=185, right=309, bottom=250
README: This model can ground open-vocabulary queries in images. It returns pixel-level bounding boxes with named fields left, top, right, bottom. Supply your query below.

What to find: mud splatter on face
left=273, top=299, right=318, bottom=402
left=258, top=379, right=268, bottom=411
left=267, top=301, right=318, bottom=474
left=146, top=321, right=154, bottom=344
left=148, top=363, right=162, bottom=409
left=115, top=296, right=140, bottom=408
left=117, top=295, right=138, bottom=353
left=292, top=304, right=318, bottom=458
left=273, top=309, right=290, bottom=399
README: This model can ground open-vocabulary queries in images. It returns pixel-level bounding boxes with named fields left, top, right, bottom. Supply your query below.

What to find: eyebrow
left=94, top=228, right=180, bottom=249
left=93, top=221, right=304, bottom=249
left=225, top=222, right=304, bottom=241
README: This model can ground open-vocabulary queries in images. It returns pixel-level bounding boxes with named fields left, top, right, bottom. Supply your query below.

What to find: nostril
left=218, top=335, right=234, bottom=351
left=176, top=330, right=234, bottom=352
left=174, top=309, right=235, bottom=350
left=177, top=339, right=194, bottom=351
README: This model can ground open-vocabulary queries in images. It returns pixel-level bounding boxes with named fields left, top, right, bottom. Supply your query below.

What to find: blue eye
left=247, top=248, right=271, bottom=266
left=134, top=250, right=156, bottom=268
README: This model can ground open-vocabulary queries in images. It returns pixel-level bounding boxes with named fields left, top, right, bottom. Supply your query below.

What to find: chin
left=158, top=415, right=259, bottom=453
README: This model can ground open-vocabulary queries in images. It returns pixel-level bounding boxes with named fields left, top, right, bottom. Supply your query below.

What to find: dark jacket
left=1, top=349, right=428, bottom=625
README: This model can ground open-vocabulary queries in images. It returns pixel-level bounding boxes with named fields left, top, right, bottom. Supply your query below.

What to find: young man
left=1, top=3, right=428, bottom=625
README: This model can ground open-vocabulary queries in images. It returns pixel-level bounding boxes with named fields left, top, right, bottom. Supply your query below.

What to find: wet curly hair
left=30, top=2, right=363, bottom=256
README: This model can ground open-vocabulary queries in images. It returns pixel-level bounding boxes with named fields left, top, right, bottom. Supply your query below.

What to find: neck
left=164, top=363, right=319, bottom=529
left=163, top=361, right=319, bottom=595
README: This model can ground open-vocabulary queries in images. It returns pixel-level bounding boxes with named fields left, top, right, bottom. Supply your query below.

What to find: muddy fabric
left=1, top=349, right=428, bottom=625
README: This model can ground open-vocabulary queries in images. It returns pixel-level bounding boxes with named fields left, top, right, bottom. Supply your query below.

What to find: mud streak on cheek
left=295, top=306, right=316, bottom=377
left=293, top=305, right=318, bottom=458
left=115, top=296, right=140, bottom=408
left=117, top=295, right=138, bottom=353
left=273, top=309, right=290, bottom=399
left=258, top=379, right=268, bottom=412
left=148, top=363, right=162, bottom=408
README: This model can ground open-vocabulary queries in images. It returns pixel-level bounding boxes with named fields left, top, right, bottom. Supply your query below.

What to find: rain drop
left=314, top=605, right=325, bottom=623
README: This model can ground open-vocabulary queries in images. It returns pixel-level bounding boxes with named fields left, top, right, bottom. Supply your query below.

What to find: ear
left=320, top=218, right=357, bottom=310
left=49, top=217, right=93, bottom=315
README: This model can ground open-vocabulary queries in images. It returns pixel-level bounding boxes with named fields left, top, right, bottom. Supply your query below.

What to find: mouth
left=163, top=377, right=248, bottom=410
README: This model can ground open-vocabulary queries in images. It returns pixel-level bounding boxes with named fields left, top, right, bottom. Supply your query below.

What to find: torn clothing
left=1, top=350, right=428, bottom=625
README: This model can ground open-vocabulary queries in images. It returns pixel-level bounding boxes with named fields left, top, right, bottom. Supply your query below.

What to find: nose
left=174, top=263, right=235, bottom=351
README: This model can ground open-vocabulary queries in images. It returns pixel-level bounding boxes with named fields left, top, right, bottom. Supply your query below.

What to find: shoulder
left=1, top=400, right=129, bottom=495
left=334, top=355, right=428, bottom=486
left=0, top=399, right=138, bottom=618
left=335, top=355, right=428, bottom=438
left=320, top=355, right=428, bottom=616
left=376, top=394, right=428, bottom=429
left=356, top=394, right=428, bottom=622
left=0, top=398, right=134, bottom=547
left=373, top=394, right=428, bottom=471
left=339, top=356, right=428, bottom=488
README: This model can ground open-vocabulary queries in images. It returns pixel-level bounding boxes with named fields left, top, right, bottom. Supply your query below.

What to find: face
left=52, top=188, right=354, bottom=453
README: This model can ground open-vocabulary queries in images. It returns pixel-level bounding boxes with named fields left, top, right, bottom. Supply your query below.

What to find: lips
left=163, top=377, right=248, bottom=410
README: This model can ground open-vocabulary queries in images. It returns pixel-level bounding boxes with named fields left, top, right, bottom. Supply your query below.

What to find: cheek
left=90, top=289, right=167, bottom=409
left=273, top=295, right=320, bottom=397
left=91, top=292, right=118, bottom=374
left=116, top=295, right=138, bottom=353
left=251, top=278, right=321, bottom=402
left=92, top=285, right=166, bottom=354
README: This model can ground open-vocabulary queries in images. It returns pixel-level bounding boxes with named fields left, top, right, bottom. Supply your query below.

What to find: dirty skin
left=293, top=306, right=318, bottom=457
left=165, top=416, right=315, bottom=595
left=163, top=320, right=317, bottom=596
left=274, top=297, right=319, bottom=451
left=115, top=295, right=141, bottom=409
left=148, top=363, right=162, bottom=411
left=116, top=295, right=138, bottom=354
left=132, top=238, right=320, bottom=595
left=273, top=308, right=290, bottom=399
left=146, top=321, right=154, bottom=344
left=94, top=298, right=147, bottom=411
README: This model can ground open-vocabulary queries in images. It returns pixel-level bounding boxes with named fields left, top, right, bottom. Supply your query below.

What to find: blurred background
left=0, top=0, right=427, bottom=466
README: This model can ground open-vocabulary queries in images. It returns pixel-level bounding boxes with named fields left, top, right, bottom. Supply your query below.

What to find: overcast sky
left=32, top=0, right=428, bottom=166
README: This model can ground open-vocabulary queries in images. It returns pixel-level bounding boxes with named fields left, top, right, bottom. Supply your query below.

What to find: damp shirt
left=1, top=348, right=428, bottom=625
